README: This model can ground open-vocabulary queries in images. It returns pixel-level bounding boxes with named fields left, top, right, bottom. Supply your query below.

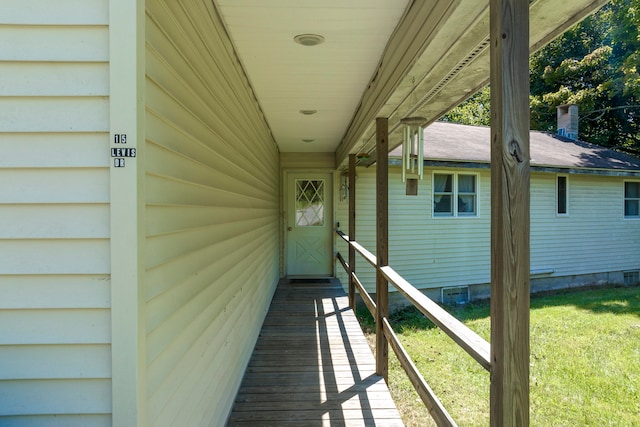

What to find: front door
left=286, top=172, right=333, bottom=276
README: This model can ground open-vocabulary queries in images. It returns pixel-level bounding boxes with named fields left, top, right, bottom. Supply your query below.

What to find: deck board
left=227, top=278, right=404, bottom=426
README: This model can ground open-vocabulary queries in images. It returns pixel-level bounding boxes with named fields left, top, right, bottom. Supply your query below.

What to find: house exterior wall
left=1, top=1, right=280, bottom=425
left=336, top=166, right=491, bottom=295
left=530, top=172, right=640, bottom=281
left=336, top=166, right=640, bottom=301
left=0, top=1, right=112, bottom=425
left=144, top=1, right=280, bottom=426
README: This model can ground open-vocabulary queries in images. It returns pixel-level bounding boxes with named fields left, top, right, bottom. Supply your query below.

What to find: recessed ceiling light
left=294, top=34, right=325, bottom=46
left=302, top=139, right=315, bottom=143
left=299, top=109, right=317, bottom=115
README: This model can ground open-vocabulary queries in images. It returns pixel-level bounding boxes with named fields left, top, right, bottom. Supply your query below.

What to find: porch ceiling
left=213, top=0, right=607, bottom=167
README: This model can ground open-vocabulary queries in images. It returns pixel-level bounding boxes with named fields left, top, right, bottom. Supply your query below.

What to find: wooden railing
left=336, top=230, right=490, bottom=426
left=336, top=251, right=376, bottom=317
left=337, top=13, right=533, bottom=420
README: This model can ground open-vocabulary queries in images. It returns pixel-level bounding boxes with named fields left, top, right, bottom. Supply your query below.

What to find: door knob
left=287, top=226, right=292, bottom=231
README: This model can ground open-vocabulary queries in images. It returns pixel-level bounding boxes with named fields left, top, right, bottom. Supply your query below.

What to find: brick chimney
left=557, top=104, right=578, bottom=140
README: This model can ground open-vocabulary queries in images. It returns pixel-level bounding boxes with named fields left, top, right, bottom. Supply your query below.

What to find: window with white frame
left=433, top=172, right=477, bottom=217
left=557, top=175, right=568, bottom=215
left=624, top=181, right=639, bottom=218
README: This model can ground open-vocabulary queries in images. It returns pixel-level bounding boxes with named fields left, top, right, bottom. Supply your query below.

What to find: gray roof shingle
left=389, top=121, right=640, bottom=171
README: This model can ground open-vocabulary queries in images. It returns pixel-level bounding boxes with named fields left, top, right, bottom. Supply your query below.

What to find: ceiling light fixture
left=299, top=109, right=317, bottom=115
left=293, top=34, right=325, bottom=46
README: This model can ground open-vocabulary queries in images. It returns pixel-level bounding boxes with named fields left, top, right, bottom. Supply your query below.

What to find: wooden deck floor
left=227, top=278, right=403, bottom=427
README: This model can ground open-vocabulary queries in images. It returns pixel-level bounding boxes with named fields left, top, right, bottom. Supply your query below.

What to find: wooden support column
left=348, top=154, right=357, bottom=311
left=375, top=117, right=389, bottom=381
left=489, top=0, right=530, bottom=426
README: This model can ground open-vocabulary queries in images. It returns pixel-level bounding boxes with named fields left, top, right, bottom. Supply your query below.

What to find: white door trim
left=282, top=169, right=334, bottom=277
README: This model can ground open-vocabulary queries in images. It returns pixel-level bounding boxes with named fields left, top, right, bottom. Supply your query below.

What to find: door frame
left=281, top=168, right=335, bottom=278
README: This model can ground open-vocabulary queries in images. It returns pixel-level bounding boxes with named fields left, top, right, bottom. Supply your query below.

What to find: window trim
left=431, top=171, right=480, bottom=218
left=294, top=178, right=326, bottom=227
left=556, top=174, right=569, bottom=216
left=624, top=180, right=640, bottom=219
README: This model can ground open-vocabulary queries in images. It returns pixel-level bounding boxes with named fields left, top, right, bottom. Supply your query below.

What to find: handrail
left=382, top=318, right=456, bottom=426
left=337, top=230, right=490, bottom=370
left=336, top=230, right=348, bottom=241
left=335, top=230, right=492, bottom=426
left=336, top=251, right=377, bottom=317
left=337, top=231, right=376, bottom=267
left=351, top=241, right=377, bottom=267
left=352, top=272, right=376, bottom=318
left=336, top=251, right=349, bottom=273
left=381, top=266, right=491, bottom=371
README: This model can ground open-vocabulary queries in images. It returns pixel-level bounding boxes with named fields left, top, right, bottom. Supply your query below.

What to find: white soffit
left=336, top=0, right=608, bottom=167
left=214, top=0, right=411, bottom=153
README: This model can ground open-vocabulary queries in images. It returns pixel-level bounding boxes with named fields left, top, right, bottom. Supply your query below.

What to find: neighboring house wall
left=0, top=2, right=112, bottom=426
left=336, top=166, right=640, bottom=302
left=144, top=1, right=280, bottom=426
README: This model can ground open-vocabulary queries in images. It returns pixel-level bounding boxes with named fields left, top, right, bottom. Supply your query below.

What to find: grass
left=356, top=285, right=640, bottom=426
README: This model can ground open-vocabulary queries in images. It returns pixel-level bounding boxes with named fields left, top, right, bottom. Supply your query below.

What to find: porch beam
left=348, top=154, right=357, bottom=311
left=375, top=117, right=389, bottom=381
left=336, top=1, right=460, bottom=166
left=489, top=0, right=531, bottom=425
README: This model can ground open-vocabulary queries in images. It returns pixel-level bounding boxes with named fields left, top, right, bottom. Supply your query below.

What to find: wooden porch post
left=348, top=153, right=357, bottom=311
left=489, top=0, right=530, bottom=426
left=375, top=117, right=389, bottom=381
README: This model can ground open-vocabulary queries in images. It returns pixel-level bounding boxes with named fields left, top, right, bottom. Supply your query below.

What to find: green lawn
left=356, top=285, right=640, bottom=426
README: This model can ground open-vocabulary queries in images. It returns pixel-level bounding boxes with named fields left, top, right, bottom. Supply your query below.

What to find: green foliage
left=444, top=0, right=640, bottom=151
left=611, top=0, right=640, bottom=98
left=530, top=0, right=640, bottom=149
left=441, top=86, right=491, bottom=126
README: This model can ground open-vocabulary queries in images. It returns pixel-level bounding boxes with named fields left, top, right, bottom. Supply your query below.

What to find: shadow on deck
left=227, top=278, right=403, bottom=427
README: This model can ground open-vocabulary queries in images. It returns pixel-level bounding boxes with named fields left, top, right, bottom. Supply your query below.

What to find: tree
left=611, top=0, right=640, bottom=99
left=530, top=0, right=639, bottom=150
left=443, top=0, right=640, bottom=152
left=441, top=86, right=491, bottom=126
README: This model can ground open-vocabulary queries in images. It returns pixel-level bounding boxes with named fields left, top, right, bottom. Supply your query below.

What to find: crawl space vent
left=441, top=286, right=470, bottom=304
left=623, top=271, right=639, bottom=286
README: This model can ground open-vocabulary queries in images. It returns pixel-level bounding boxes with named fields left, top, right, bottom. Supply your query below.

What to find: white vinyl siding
left=336, top=166, right=640, bottom=294
left=0, top=1, right=111, bottom=425
left=145, top=1, right=280, bottom=426
left=531, top=173, right=640, bottom=275
left=336, top=166, right=490, bottom=293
